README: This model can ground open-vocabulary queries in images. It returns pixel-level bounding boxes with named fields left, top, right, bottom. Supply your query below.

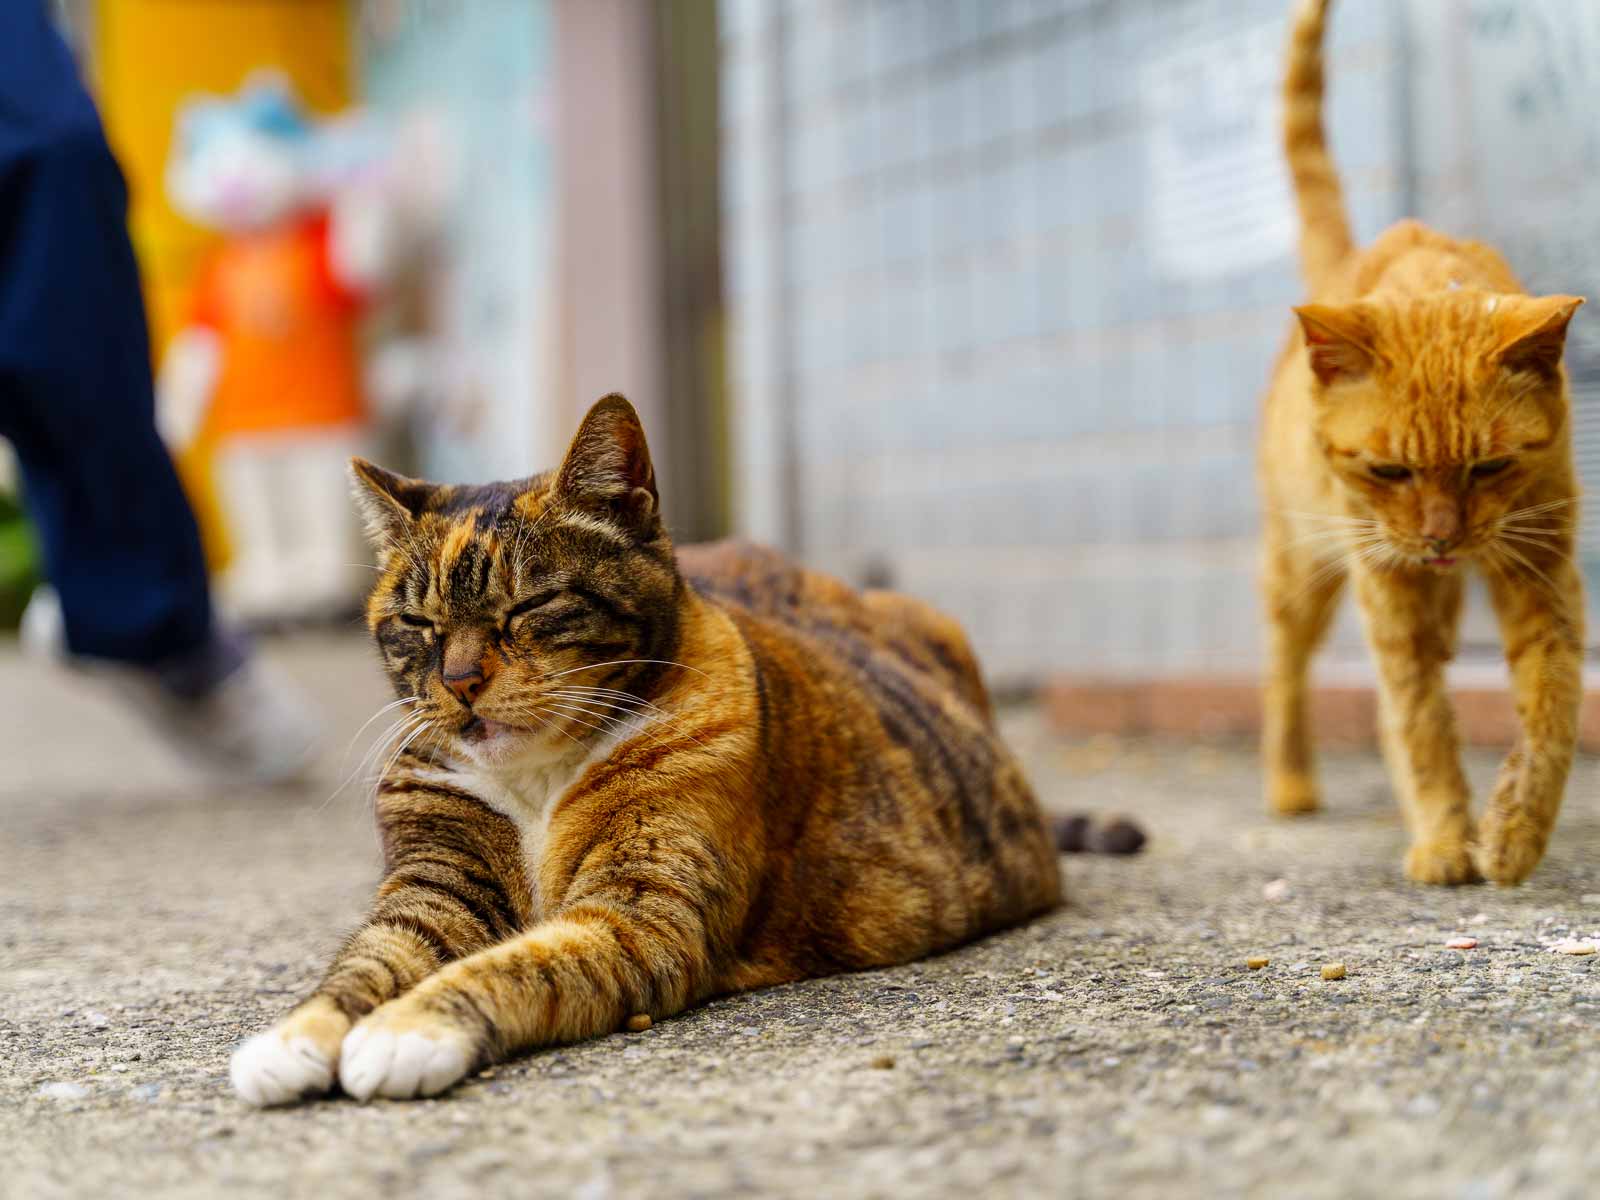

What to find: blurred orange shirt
left=191, top=212, right=367, bottom=437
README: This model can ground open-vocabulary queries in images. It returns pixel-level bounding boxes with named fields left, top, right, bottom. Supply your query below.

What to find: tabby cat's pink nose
left=443, top=668, right=485, bottom=706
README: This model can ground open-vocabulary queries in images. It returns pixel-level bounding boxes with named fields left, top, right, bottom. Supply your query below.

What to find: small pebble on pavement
left=36, top=1082, right=89, bottom=1101
left=1551, top=940, right=1597, bottom=956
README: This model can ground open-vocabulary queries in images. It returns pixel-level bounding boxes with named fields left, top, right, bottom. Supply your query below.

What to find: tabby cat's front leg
left=336, top=807, right=733, bottom=1101
left=1356, top=566, right=1478, bottom=885
left=230, top=783, right=529, bottom=1106
left=1476, top=558, right=1584, bottom=885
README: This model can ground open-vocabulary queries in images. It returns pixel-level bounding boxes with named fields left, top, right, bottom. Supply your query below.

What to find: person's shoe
left=20, top=586, right=320, bottom=785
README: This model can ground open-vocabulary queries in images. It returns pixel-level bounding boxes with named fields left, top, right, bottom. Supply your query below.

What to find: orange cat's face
left=1297, top=291, right=1582, bottom=570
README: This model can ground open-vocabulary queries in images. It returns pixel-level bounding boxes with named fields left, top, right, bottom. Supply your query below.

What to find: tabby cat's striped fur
left=230, top=394, right=1060, bottom=1105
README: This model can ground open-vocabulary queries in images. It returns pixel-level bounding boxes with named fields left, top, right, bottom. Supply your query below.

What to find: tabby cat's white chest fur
left=414, top=715, right=654, bottom=913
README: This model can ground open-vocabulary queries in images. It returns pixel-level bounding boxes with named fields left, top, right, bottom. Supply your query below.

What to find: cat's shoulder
left=678, top=539, right=989, bottom=714
left=678, top=539, right=846, bottom=614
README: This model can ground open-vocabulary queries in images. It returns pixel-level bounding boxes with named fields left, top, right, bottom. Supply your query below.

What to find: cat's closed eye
left=397, top=612, right=434, bottom=629
left=505, top=590, right=564, bottom=623
left=1470, top=458, right=1513, bottom=480
left=1368, top=463, right=1412, bottom=482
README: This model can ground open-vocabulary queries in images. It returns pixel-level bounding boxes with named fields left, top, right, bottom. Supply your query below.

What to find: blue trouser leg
left=0, top=4, right=213, bottom=665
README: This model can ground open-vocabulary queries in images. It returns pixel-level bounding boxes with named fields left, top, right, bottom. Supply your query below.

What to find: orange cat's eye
left=1369, top=464, right=1412, bottom=482
left=1470, top=458, right=1513, bottom=480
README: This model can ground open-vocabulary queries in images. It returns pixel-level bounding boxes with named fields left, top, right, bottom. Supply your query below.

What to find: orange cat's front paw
left=1267, top=773, right=1321, bottom=817
left=1474, top=812, right=1547, bottom=887
left=1404, top=839, right=1481, bottom=886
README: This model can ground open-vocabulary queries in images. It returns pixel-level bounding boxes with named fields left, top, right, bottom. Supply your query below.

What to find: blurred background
left=4, top=0, right=1600, bottom=741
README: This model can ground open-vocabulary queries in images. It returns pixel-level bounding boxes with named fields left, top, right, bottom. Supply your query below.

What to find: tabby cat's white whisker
left=536, top=703, right=627, bottom=739
left=318, top=709, right=429, bottom=811
left=339, top=697, right=420, bottom=770
left=544, top=687, right=665, bottom=717
left=542, top=658, right=709, bottom=682
left=519, top=707, right=589, bottom=751
left=372, top=714, right=435, bottom=790
left=541, top=688, right=712, bottom=749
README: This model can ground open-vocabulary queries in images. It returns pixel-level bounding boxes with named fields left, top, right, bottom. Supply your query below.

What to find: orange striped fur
left=230, top=394, right=1060, bottom=1105
left=1259, top=0, right=1585, bottom=886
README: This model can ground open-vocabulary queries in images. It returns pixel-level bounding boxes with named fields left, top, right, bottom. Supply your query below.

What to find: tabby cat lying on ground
left=1260, top=0, right=1585, bottom=886
left=231, top=394, right=1062, bottom=1104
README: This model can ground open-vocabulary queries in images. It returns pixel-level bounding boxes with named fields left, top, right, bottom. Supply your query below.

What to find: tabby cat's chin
left=456, top=721, right=537, bottom=765
left=459, top=715, right=514, bottom=746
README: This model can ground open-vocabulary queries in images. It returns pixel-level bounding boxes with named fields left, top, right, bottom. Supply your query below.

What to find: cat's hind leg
left=1261, top=525, right=1346, bottom=816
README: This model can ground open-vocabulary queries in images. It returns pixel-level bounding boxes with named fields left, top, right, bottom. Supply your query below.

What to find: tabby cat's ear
left=348, top=458, right=434, bottom=546
left=554, top=393, right=660, bottom=531
left=1294, top=304, right=1376, bottom=387
left=1496, top=294, right=1584, bottom=376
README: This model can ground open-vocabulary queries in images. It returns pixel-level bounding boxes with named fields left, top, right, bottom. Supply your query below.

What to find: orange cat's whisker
left=1487, top=541, right=1563, bottom=600
left=1503, top=497, right=1578, bottom=522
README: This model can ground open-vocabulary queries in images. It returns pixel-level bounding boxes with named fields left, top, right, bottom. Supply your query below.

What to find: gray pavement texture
left=4, top=635, right=1600, bottom=1200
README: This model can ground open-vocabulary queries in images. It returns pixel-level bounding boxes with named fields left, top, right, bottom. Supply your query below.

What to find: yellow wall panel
left=88, top=0, right=351, bottom=566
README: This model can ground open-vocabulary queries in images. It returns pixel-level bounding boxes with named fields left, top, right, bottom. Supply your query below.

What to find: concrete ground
left=4, top=635, right=1600, bottom=1200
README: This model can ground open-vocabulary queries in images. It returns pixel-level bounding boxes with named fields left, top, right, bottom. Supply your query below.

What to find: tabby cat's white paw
left=338, top=1023, right=473, bottom=1101
left=230, top=1031, right=337, bottom=1107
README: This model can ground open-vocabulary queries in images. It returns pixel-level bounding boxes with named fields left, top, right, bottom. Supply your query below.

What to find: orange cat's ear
left=1496, top=295, right=1584, bottom=375
left=1294, top=304, right=1376, bottom=387
left=349, top=458, right=435, bottom=546
left=555, top=393, right=660, bottom=528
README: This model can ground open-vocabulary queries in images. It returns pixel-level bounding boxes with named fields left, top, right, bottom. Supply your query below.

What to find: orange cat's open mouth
left=1423, top=555, right=1457, bottom=569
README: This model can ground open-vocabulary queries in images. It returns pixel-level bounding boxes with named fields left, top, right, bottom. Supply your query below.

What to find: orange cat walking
left=1259, top=0, right=1585, bottom=885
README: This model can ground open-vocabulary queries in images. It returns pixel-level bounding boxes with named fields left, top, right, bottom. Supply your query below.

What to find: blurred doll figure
left=160, top=74, right=398, bottom=622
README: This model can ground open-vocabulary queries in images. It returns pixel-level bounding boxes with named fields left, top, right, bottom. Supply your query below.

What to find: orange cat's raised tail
left=1258, top=0, right=1586, bottom=887
left=1282, top=0, right=1354, bottom=292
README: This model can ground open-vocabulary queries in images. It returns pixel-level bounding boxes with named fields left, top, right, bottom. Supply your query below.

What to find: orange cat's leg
left=1261, top=529, right=1345, bottom=816
left=1355, top=566, right=1478, bottom=884
left=1477, top=558, right=1584, bottom=885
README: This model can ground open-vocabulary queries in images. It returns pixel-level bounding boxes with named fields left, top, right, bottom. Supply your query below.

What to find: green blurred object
left=0, top=490, right=40, bottom=630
